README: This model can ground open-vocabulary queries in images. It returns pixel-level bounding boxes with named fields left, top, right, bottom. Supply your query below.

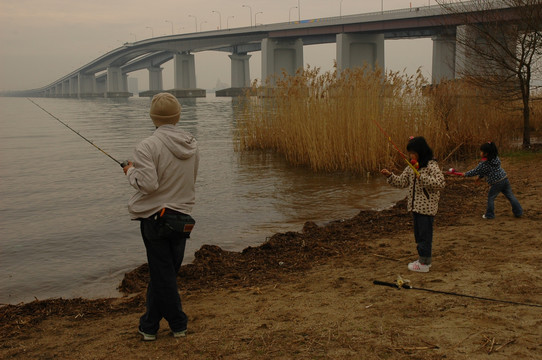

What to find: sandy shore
left=1, top=151, right=541, bottom=360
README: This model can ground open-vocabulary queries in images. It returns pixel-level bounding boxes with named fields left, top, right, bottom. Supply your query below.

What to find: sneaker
left=482, top=215, right=494, bottom=219
left=173, top=330, right=187, bottom=338
left=138, top=327, right=156, bottom=341
left=408, top=260, right=431, bottom=273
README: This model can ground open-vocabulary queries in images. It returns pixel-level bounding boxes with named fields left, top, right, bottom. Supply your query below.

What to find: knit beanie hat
left=149, top=92, right=181, bottom=126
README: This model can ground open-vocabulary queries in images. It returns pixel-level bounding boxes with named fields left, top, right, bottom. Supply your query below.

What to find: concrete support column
left=96, top=76, right=106, bottom=94
left=55, top=84, right=62, bottom=97
left=174, top=53, right=197, bottom=89
left=432, top=33, right=456, bottom=84
left=336, top=33, right=385, bottom=73
left=170, top=52, right=205, bottom=98
left=106, top=66, right=124, bottom=92
left=148, top=67, right=164, bottom=91
left=105, top=66, right=131, bottom=98
left=261, top=38, right=304, bottom=85
left=61, top=81, right=69, bottom=97
left=69, top=77, right=78, bottom=97
left=139, top=67, right=164, bottom=98
left=78, top=73, right=96, bottom=97
left=456, top=24, right=517, bottom=79
left=229, top=53, right=251, bottom=88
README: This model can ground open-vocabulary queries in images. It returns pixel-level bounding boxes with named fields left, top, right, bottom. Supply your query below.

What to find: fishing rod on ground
left=27, top=98, right=129, bottom=168
left=373, top=278, right=542, bottom=308
left=371, top=119, right=420, bottom=177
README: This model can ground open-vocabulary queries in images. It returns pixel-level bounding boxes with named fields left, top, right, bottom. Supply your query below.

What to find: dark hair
left=406, top=136, right=434, bottom=168
left=480, top=142, right=498, bottom=160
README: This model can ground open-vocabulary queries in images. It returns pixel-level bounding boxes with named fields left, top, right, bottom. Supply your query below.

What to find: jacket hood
left=153, top=125, right=197, bottom=160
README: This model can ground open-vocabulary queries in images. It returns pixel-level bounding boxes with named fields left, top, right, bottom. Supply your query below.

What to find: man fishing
left=122, top=92, right=199, bottom=341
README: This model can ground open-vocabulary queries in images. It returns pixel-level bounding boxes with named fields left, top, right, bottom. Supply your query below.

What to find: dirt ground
left=1, top=151, right=541, bottom=360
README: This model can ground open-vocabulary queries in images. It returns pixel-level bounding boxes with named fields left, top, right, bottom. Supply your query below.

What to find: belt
left=157, top=208, right=185, bottom=217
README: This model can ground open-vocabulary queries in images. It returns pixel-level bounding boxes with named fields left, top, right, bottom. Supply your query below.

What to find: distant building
left=128, top=78, right=139, bottom=96
left=215, top=78, right=229, bottom=90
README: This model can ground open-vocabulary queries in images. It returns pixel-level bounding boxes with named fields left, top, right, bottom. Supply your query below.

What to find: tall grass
left=236, top=66, right=536, bottom=174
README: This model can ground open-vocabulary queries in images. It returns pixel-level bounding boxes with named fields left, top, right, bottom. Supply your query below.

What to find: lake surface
left=0, top=95, right=405, bottom=305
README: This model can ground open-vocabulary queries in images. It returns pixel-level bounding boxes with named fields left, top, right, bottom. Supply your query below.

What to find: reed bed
left=236, top=66, right=533, bottom=174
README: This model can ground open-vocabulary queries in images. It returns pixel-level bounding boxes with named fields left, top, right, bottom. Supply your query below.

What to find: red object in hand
left=446, top=168, right=464, bottom=176
left=410, top=159, right=419, bottom=169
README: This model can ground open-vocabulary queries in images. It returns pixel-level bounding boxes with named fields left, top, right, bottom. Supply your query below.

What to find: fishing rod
left=27, top=98, right=128, bottom=168
left=371, top=119, right=420, bottom=177
left=373, top=279, right=542, bottom=308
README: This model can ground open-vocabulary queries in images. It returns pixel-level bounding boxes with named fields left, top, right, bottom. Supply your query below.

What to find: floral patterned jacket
left=387, top=160, right=446, bottom=216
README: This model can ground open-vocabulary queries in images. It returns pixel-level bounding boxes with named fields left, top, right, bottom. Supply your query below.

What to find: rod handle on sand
left=373, top=280, right=400, bottom=289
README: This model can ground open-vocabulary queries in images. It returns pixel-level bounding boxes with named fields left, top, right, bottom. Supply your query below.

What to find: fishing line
left=371, top=119, right=420, bottom=176
left=27, top=98, right=127, bottom=167
left=373, top=280, right=542, bottom=308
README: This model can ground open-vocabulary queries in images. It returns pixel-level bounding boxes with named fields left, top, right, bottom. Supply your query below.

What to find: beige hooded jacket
left=126, top=124, right=199, bottom=219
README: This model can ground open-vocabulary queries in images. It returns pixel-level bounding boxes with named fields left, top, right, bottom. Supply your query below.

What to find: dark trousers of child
left=486, top=178, right=523, bottom=219
left=413, top=212, right=434, bottom=265
left=139, top=218, right=188, bottom=335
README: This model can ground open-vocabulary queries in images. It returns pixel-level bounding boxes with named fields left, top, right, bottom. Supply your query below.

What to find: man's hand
left=123, top=161, right=133, bottom=175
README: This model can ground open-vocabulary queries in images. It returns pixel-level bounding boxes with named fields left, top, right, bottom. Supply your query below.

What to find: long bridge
left=7, top=1, right=522, bottom=98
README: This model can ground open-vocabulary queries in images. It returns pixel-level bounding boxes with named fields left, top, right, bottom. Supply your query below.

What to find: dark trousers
left=413, top=212, right=434, bottom=265
left=485, top=178, right=523, bottom=219
left=139, top=218, right=188, bottom=334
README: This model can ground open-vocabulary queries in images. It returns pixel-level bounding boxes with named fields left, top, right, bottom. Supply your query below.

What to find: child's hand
left=381, top=169, right=392, bottom=177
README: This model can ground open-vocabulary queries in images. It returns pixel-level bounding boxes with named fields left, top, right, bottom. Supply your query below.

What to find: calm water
left=0, top=95, right=405, bottom=305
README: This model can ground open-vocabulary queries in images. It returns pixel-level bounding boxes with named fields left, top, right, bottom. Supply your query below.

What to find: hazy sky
left=0, top=0, right=440, bottom=92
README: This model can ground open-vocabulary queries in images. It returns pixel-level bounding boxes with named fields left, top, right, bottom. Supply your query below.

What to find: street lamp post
left=254, top=11, right=263, bottom=26
left=289, top=6, right=297, bottom=23
left=200, top=20, right=207, bottom=31
left=188, top=14, right=197, bottom=32
left=165, top=20, right=174, bottom=34
left=211, top=10, right=222, bottom=30
left=242, top=4, right=252, bottom=27
left=340, top=0, right=344, bottom=18
left=145, top=26, right=154, bottom=38
left=381, top=0, right=384, bottom=14
left=298, top=0, right=300, bottom=21
left=227, top=15, right=235, bottom=29
left=130, top=32, right=137, bottom=42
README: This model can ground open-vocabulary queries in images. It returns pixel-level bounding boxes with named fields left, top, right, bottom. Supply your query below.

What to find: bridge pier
left=169, top=53, right=205, bottom=98
left=139, top=66, right=164, bottom=97
left=61, top=81, right=69, bottom=97
left=69, top=77, right=78, bottom=98
left=105, top=66, right=132, bottom=98
left=336, top=33, right=385, bottom=73
left=261, top=38, right=304, bottom=86
left=432, top=33, right=456, bottom=84
left=78, top=73, right=98, bottom=98
left=216, top=53, right=252, bottom=97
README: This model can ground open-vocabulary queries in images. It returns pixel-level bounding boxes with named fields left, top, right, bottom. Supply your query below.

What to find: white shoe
left=408, top=260, right=431, bottom=273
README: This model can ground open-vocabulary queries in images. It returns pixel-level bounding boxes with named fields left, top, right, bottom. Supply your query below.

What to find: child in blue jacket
left=462, top=142, right=523, bottom=219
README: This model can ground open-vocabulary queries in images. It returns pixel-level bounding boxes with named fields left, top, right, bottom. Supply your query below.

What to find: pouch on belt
left=160, top=211, right=196, bottom=238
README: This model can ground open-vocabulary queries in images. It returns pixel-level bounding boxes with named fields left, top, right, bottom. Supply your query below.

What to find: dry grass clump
left=236, top=66, right=527, bottom=174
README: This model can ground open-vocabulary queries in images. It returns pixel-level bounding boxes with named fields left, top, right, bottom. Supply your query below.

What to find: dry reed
left=235, top=66, right=533, bottom=174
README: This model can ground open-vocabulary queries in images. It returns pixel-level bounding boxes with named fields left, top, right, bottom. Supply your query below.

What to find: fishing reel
left=120, top=160, right=131, bottom=168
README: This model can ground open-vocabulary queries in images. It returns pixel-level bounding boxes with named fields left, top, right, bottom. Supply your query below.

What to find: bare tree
left=438, top=0, right=542, bottom=148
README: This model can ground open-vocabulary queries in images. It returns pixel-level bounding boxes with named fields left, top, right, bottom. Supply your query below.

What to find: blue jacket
left=464, top=156, right=507, bottom=185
